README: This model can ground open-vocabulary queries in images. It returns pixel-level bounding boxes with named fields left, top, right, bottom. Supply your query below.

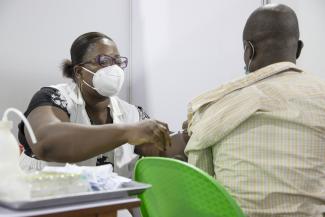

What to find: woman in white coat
left=18, top=32, right=170, bottom=177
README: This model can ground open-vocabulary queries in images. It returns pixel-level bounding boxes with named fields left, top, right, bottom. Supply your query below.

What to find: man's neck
left=252, top=56, right=296, bottom=72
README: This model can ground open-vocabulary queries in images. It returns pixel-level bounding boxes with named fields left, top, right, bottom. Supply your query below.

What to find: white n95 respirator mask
left=81, top=65, right=125, bottom=97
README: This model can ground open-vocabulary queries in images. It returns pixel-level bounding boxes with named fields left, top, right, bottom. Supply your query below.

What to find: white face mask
left=81, top=65, right=125, bottom=97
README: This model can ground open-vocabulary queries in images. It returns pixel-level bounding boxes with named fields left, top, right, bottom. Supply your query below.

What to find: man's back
left=185, top=4, right=324, bottom=216
left=213, top=68, right=325, bottom=217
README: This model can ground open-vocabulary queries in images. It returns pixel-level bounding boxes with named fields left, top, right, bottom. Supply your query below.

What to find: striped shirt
left=185, top=62, right=325, bottom=217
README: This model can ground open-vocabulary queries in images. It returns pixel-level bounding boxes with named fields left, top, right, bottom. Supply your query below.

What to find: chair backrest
left=134, top=157, right=246, bottom=217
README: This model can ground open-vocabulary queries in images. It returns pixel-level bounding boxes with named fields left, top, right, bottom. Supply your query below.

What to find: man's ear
left=296, top=40, right=304, bottom=59
left=248, top=41, right=255, bottom=59
left=244, top=41, right=255, bottom=64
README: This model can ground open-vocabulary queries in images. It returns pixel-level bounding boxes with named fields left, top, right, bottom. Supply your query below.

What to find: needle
left=169, top=130, right=185, bottom=136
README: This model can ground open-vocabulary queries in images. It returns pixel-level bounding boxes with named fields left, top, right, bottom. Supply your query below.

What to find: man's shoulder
left=254, top=70, right=324, bottom=86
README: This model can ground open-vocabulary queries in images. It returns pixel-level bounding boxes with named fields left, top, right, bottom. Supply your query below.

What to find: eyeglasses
left=79, top=54, right=128, bottom=69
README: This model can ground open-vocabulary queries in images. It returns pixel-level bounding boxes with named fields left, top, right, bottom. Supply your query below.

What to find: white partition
left=131, top=0, right=261, bottom=130
left=272, top=0, right=325, bottom=77
left=0, top=0, right=130, bottom=136
left=1, top=0, right=324, bottom=138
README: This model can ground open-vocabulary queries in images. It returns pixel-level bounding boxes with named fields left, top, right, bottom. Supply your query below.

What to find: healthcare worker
left=18, top=32, right=171, bottom=177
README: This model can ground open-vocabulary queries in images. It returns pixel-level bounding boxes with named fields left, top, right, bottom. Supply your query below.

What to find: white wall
left=0, top=0, right=130, bottom=136
left=272, top=0, right=325, bottom=77
left=131, top=0, right=261, bottom=130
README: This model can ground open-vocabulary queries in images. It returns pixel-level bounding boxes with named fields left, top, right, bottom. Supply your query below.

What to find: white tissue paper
left=42, top=164, right=131, bottom=192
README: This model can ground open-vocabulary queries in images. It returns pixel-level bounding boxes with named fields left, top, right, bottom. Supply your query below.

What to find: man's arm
left=134, top=132, right=188, bottom=161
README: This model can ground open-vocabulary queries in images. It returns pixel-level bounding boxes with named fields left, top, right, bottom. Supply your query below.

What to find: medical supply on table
left=25, top=171, right=90, bottom=198
left=0, top=108, right=36, bottom=201
left=0, top=107, right=132, bottom=202
left=42, top=164, right=131, bottom=192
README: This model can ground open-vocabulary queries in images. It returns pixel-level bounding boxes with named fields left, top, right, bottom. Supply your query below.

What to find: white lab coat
left=19, top=83, right=140, bottom=178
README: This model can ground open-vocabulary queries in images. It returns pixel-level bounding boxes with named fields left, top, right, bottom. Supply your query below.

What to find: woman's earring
left=75, top=70, right=82, bottom=89
left=78, top=78, right=83, bottom=91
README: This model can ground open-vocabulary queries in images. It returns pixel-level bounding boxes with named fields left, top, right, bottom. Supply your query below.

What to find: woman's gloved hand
left=126, top=119, right=171, bottom=151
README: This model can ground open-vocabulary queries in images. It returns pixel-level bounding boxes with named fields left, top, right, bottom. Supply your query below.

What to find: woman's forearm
left=27, top=122, right=131, bottom=163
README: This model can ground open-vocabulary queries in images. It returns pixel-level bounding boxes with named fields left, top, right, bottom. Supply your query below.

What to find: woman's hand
left=126, top=120, right=171, bottom=151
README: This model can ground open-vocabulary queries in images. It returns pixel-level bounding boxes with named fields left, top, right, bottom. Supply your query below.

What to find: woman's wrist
left=118, top=123, right=136, bottom=144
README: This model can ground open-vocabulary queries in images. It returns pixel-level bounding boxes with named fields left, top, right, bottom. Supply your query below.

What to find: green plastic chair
left=134, top=157, right=246, bottom=217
